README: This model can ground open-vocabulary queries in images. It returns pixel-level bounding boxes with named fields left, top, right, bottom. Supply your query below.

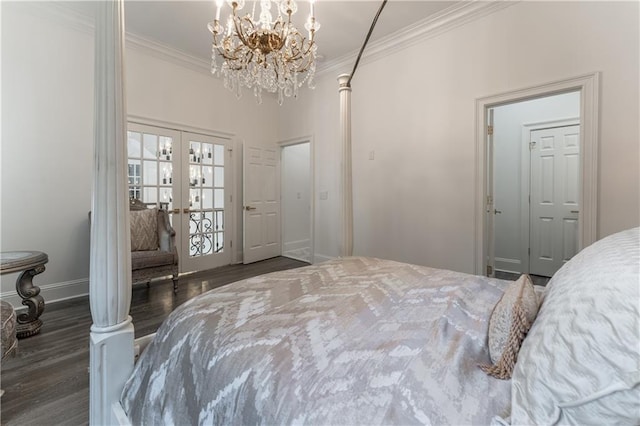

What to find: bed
left=89, top=3, right=638, bottom=423
left=119, top=227, right=640, bottom=425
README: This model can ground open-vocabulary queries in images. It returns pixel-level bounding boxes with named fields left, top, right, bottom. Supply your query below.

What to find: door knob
left=244, top=206, right=256, bottom=211
left=170, top=208, right=180, bottom=214
left=183, top=208, right=190, bottom=214
left=571, top=210, right=579, bottom=214
left=494, top=209, right=502, bottom=215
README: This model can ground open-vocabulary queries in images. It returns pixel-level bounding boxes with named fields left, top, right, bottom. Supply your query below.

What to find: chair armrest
left=157, top=210, right=176, bottom=253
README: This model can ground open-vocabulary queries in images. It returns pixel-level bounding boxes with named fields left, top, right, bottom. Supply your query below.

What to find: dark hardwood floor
left=0, top=257, right=308, bottom=426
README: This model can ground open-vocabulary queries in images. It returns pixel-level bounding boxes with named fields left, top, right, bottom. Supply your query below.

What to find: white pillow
left=511, top=227, right=640, bottom=425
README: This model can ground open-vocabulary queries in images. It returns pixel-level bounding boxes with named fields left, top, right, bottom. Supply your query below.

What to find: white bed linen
left=121, top=257, right=512, bottom=425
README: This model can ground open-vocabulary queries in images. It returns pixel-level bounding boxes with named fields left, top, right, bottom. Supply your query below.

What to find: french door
left=180, top=132, right=231, bottom=272
left=127, top=123, right=232, bottom=274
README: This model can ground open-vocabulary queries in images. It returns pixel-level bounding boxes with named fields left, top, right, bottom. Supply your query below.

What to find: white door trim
left=520, top=118, right=579, bottom=274
left=231, top=138, right=243, bottom=264
left=278, top=135, right=315, bottom=264
left=486, top=109, right=495, bottom=276
left=474, top=72, right=599, bottom=276
left=128, top=114, right=234, bottom=140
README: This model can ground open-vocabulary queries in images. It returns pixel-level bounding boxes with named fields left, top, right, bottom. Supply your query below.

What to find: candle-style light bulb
left=226, top=15, right=233, bottom=36
left=306, top=0, right=319, bottom=39
left=215, top=0, right=224, bottom=20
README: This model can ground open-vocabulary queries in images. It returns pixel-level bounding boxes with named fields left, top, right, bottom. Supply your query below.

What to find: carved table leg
left=15, top=264, right=46, bottom=338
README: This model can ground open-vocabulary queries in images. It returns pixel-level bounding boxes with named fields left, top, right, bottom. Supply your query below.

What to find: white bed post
left=89, top=1, right=134, bottom=425
left=338, top=74, right=354, bottom=257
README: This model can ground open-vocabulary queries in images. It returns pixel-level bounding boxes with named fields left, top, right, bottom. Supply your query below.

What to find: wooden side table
left=0, top=251, right=48, bottom=338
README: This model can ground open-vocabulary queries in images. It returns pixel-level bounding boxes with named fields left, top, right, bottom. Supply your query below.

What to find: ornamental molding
left=17, top=1, right=517, bottom=80
left=315, top=1, right=517, bottom=78
left=14, top=2, right=212, bottom=75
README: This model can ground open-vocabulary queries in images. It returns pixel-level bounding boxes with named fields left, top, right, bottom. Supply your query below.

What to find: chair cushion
left=131, top=250, right=175, bottom=271
left=1, top=300, right=17, bottom=360
left=130, top=209, right=159, bottom=251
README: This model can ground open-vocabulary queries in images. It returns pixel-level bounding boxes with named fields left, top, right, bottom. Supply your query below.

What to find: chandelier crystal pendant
left=208, top=0, right=320, bottom=105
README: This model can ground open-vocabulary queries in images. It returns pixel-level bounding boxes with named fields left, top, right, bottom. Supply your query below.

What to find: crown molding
left=316, top=1, right=518, bottom=78
left=125, top=33, right=211, bottom=75
left=12, top=2, right=212, bottom=75
left=13, top=1, right=517, bottom=82
left=7, top=1, right=95, bottom=35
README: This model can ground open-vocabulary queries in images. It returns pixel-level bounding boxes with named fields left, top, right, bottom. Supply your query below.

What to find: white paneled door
left=243, top=146, right=281, bottom=264
left=530, top=125, right=580, bottom=277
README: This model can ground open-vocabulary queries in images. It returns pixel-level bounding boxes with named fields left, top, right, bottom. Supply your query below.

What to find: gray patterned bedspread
left=121, top=257, right=512, bottom=425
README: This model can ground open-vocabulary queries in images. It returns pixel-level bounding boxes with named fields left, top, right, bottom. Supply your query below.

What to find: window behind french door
left=127, top=123, right=232, bottom=273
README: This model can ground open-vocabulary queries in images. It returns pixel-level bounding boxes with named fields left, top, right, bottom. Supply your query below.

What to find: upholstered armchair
left=129, top=199, right=179, bottom=293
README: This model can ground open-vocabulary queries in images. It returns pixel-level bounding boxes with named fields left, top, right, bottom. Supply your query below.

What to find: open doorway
left=491, top=92, right=580, bottom=284
left=280, top=141, right=313, bottom=263
left=474, top=73, right=600, bottom=280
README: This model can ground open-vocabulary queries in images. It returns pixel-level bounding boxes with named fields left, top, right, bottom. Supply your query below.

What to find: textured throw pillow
left=511, top=227, right=640, bottom=425
left=480, top=274, right=539, bottom=379
left=130, top=209, right=159, bottom=251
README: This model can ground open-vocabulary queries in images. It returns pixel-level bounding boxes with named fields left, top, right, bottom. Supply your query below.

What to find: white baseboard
left=313, top=253, right=335, bottom=264
left=283, top=240, right=312, bottom=263
left=495, top=257, right=522, bottom=274
left=282, top=254, right=312, bottom=263
left=0, top=278, right=89, bottom=311
left=283, top=239, right=311, bottom=251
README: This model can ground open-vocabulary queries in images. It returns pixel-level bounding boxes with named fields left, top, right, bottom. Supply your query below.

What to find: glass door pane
left=127, top=132, right=174, bottom=208
left=180, top=132, right=231, bottom=273
left=127, top=124, right=231, bottom=275
left=127, top=124, right=181, bottom=231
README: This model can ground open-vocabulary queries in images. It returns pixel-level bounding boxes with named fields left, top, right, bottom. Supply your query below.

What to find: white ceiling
left=69, top=1, right=457, bottom=67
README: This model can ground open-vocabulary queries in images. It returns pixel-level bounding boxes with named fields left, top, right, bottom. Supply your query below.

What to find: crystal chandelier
left=208, top=0, right=320, bottom=105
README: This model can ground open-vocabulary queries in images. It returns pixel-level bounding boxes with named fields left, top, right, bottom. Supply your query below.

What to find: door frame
left=486, top=108, right=495, bottom=276
left=129, top=115, right=234, bottom=141
left=474, top=72, right=599, bottom=276
left=278, top=135, right=315, bottom=264
left=520, top=118, right=579, bottom=274
left=128, top=115, right=237, bottom=273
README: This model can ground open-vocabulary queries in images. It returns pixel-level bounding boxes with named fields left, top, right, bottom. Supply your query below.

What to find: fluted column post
left=338, top=74, right=353, bottom=257
left=89, top=1, right=134, bottom=424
